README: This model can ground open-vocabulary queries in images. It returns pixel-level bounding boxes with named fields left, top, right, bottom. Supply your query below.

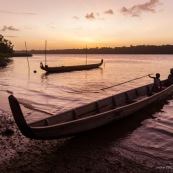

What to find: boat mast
left=86, top=45, right=87, bottom=64
left=45, top=40, right=47, bottom=66
left=25, top=41, right=30, bottom=73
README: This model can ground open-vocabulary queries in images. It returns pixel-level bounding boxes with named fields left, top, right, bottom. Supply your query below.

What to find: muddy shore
left=0, top=93, right=168, bottom=173
left=0, top=110, right=152, bottom=173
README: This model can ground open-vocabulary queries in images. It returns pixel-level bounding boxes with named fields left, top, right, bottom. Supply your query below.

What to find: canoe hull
left=29, top=84, right=173, bottom=139
left=8, top=80, right=173, bottom=140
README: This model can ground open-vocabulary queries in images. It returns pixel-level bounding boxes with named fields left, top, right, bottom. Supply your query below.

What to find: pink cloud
left=121, top=0, right=160, bottom=17
left=104, top=9, right=114, bottom=15
left=0, top=10, right=36, bottom=15
left=85, top=12, right=95, bottom=20
left=1, top=26, right=20, bottom=31
left=5, top=35, right=17, bottom=38
left=73, top=16, right=80, bottom=20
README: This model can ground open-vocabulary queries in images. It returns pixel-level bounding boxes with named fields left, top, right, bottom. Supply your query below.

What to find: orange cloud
left=121, top=0, right=160, bottom=17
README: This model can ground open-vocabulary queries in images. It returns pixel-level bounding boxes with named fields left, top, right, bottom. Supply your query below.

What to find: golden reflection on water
left=1, top=54, right=173, bottom=115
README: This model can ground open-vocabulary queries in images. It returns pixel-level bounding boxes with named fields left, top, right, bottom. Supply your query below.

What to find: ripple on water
left=1, top=54, right=173, bottom=168
left=114, top=103, right=173, bottom=167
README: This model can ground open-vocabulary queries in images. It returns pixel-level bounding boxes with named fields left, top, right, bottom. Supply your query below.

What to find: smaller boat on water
left=8, top=79, right=173, bottom=140
left=40, top=59, right=103, bottom=73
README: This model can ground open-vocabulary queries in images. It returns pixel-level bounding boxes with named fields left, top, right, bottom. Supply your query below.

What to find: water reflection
left=1, top=55, right=173, bottom=113
left=1, top=54, right=173, bottom=169
left=77, top=96, right=171, bottom=141
left=44, top=96, right=172, bottom=171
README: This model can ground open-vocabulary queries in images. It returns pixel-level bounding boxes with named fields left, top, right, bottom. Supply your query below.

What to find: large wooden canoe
left=8, top=80, right=173, bottom=140
left=40, top=59, right=103, bottom=73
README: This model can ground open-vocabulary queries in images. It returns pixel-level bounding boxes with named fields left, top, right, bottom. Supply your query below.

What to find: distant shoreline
left=0, top=53, right=32, bottom=58
left=16, top=45, right=173, bottom=54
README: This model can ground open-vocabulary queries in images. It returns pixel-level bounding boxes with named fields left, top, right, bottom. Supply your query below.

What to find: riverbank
left=0, top=93, right=160, bottom=173
left=0, top=57, right=12, bottom=67
left=0, top=115, right=152, bottom=173
left=0, top=52, right=32, bottom=58
left=0, top=52, right=32, bottom=67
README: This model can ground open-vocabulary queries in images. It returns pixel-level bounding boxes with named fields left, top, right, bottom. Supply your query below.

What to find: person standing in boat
left=148, top=73, right=161, bottom=92
left=167, top=68, right=173, bottom=86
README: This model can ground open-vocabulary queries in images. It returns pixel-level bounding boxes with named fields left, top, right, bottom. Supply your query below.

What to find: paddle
left=101, top=74, right=152, bottom=90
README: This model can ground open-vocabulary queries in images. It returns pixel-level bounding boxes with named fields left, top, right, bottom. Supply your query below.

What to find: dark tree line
left=113, top=45, right=173, bottom=54
left=29, top=45, right=173, bottom=54
left=0, top=34, right=14, bottom=54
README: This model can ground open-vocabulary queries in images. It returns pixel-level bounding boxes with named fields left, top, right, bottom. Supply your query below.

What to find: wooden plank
left=73, top=109, right=78, bottom=120
left=99, top=97, right=114, bottom=112
left=75, top=102, right=97, bottom=118
left=114, top=93, right=127, bottom=107
left=112, top=96, right=117, bottom=108
left=95, top=101, right=101, bottom=113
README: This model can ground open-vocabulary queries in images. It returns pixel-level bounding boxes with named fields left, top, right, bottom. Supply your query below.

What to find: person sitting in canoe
left=40, top=62, right=48, bottom=68
left=149, top=73, right=162, bottom=92
left=167, top=68, right=173, bottom=86
left=40, top=62, right=43, bottom=68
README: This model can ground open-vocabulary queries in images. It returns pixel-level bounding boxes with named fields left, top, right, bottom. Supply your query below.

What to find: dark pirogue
left=40, top=59, right=103, bottom=73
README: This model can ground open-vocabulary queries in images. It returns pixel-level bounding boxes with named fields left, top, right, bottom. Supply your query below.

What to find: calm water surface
left=0, top=54, right=173, bottom=167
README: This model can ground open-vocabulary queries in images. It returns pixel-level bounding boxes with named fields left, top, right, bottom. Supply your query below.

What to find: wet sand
left=0, top=93, right=168, bottom=173
left=0, top=112, right=151, bottom=173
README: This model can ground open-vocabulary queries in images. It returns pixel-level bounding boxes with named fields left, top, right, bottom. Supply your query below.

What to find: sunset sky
left=0, top=0, right=173, bottom=50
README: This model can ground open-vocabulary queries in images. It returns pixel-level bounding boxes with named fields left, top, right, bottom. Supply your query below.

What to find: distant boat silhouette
left=40, top=59, right=103, bottom=73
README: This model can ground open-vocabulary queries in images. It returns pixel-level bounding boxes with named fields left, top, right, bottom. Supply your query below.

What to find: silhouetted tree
left=0, top=34, right=14, bottom=54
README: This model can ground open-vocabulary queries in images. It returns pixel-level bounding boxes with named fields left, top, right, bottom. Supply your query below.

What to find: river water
left=0, top=54, right=173, bottom=169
